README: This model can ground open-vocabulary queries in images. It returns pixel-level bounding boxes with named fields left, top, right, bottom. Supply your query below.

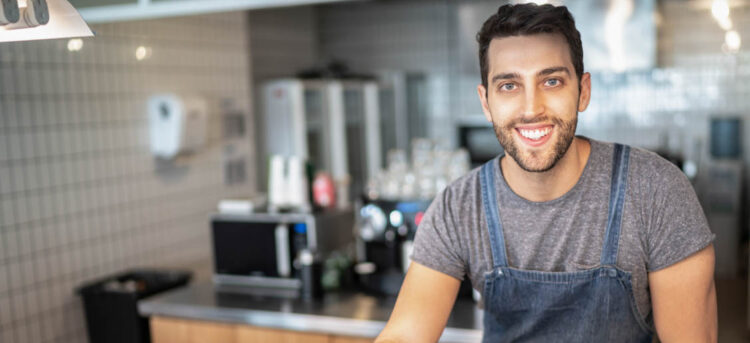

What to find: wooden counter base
left=151, top=316, right=372, bottom=343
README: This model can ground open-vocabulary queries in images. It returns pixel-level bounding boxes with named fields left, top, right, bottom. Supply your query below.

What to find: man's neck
left=501, top=137, right=591, bottom=202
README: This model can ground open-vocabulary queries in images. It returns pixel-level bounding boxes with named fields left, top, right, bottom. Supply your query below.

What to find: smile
left=514, top=125, right=554, bottom=147
left=518, top=127, right=552, bottom=140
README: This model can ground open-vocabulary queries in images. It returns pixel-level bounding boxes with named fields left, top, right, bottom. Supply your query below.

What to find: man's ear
left=477, top=84, right=493, bottom=123
left=577, top=72, right=592, bottom=112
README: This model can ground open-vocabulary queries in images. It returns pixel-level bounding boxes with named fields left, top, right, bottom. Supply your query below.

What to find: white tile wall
left=0, top=11, right=255, bottom=343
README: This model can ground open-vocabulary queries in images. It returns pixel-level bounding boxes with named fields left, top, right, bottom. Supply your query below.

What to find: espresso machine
left=355, top=198, right=430, bottom=295
left=355, top=197, right=476, bottom=299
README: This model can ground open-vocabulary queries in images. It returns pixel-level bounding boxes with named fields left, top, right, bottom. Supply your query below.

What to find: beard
left=493, top=113, right=578, bottom=173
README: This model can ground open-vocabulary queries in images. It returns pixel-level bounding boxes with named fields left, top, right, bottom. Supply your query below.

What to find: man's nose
left=523, top=87, right=544, bottom=117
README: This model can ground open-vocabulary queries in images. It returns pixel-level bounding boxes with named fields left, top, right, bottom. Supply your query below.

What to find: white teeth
left=519, top=127, right=551, bottom=140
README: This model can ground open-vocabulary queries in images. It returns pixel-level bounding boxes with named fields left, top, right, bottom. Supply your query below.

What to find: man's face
left=478, top=33, right=591, bottom=173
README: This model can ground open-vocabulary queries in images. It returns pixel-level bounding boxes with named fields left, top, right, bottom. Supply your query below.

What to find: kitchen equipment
left=262, top=78, right=384, bottom=209
left=298, top=249, right=323, bottom=300
left=355, top=199, right=428, bottom=295
left=340, top=80, right=383, bottom=203
left=376, top=72, right=432, bottom=157
left=211, top=210, right=354, bottom=293
left=263, top=79, right=350, bottom=208
left=355, top=196, right=474, bottom=298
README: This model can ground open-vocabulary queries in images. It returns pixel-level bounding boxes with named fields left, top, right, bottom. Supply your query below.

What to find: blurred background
left=1, top=0, right=749, bottom=342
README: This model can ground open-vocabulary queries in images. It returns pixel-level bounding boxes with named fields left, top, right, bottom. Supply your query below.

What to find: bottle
left=298, top=249, right=323, bottom=300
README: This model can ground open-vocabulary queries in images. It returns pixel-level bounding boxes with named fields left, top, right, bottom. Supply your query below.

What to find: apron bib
left=480, top=144, right=654, bottom=342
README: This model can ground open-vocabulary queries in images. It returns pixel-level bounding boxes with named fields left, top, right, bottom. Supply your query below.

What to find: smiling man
left=375, top=3, right=717, bottom=343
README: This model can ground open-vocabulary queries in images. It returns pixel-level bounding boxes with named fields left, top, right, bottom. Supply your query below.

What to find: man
left=375, top=3, right=717, bottom=343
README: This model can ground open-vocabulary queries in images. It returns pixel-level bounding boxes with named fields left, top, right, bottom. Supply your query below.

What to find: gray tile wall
left=0, top=12, right=255, bottom=343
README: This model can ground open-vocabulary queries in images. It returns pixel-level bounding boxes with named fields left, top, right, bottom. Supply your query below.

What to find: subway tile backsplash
left=0, top=12, right=254, bottom=343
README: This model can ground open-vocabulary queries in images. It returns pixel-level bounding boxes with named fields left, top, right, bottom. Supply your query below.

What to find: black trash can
left=76, top=269, right=192, bottom=343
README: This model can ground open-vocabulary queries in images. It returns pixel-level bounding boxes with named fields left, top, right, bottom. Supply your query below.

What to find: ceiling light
left=711, top=0, right=729, bottom=21
left=135, top=46, right=152, bottom=61
left=725, top=30, right=741, bottom=52
left=66, top=37, right=82, bottom=51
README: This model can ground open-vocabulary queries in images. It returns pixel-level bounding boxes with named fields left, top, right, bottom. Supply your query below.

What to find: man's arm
left=375, top=262, right=461, bottom=343
left=648, top=244, right=717, bottom=343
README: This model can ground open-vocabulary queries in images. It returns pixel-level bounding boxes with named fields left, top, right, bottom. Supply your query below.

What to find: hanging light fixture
left=0, top=0, right=93, bottom=43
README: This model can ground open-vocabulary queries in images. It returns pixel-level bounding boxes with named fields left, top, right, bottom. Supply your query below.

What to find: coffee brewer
left=355, top=198, right=430, bottom=295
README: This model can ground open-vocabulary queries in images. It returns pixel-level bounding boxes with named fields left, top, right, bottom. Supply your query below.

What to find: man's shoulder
left=589, top=139, right=690, bottom=200
left=590, top=138, right=685, bottom=182
left=628, top=145, right=686, bottom=184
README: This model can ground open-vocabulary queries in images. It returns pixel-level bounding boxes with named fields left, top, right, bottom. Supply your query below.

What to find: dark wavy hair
left=477, top=3, right=583, bottom=89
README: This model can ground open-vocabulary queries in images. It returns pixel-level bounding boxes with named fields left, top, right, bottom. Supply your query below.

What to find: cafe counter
left=138, top=282, right=483, bottom=342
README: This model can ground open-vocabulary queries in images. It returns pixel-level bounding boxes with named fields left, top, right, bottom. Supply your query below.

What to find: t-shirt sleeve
left=409, top=187, right=466, bottom=280
left=646, top=162, right=715, bottom=271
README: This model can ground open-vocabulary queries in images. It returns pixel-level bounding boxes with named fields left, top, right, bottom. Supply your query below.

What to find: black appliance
left=211, top=210, right=353, bottom=294
left=356, top=198, right=474, bottom=298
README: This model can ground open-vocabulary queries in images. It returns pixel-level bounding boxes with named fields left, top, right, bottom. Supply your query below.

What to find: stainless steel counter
left=138, top=282, right=483, bottom=342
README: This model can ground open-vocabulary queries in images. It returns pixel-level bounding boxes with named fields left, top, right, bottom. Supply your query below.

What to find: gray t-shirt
left=411, top=137, right=715, bottom=318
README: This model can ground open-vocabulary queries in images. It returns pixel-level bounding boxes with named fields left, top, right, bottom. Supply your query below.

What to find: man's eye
left=545, top=79, right=561, bottom=87
left=500, top=83, right=516, bottom=91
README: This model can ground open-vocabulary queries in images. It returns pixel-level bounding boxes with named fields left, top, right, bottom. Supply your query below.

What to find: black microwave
left=211, top=211, right=354, bottom=290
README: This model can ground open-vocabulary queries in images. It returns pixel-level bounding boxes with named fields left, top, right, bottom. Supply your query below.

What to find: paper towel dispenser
left=148, top=94, right=208, bottom=159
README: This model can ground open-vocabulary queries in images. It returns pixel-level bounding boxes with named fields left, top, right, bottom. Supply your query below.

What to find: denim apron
left=480, top=144, right=654, bottom=342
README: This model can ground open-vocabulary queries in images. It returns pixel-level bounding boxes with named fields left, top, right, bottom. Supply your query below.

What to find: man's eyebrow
left=537, top=66, right=570, bottom=77
left=490, top=72, right=521, bottom=85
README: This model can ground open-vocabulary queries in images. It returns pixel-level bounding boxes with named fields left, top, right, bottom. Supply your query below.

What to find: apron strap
left=600, top=144, right=631, bottom=266
left=480, top=158, right=509, bottom=268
